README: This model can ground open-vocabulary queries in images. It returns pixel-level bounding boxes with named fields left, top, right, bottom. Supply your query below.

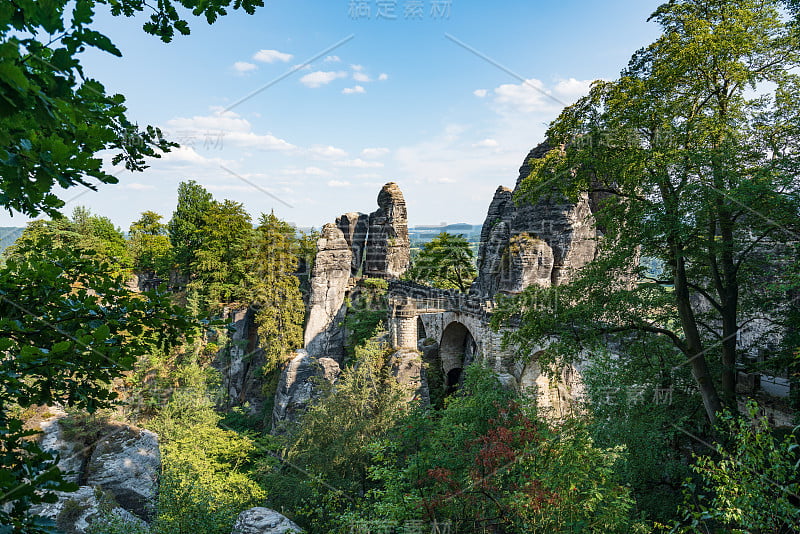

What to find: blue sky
left=3, top=0, right=665, bottom=229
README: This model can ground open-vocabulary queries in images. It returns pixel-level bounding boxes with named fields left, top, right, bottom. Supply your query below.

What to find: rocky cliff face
left=34, top=411, right=161, bottom=530
left=304, top=223, right=353, bottom=361
left=232, top=507, right=304, bottom=533
left=473, top=143, right=597, bottom=297
left=215, top=307, right=268, bottom=414
left=364, top=182, right=410, bottom=279
left=303, top=183, right=410, bottom=361
left=272, top=350, right=340, bottom=430
left=336, top=211, right=369, bottom=276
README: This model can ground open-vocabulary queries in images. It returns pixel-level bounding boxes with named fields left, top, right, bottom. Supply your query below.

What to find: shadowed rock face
left=304, top=223, right=352, bottom=361
left=336, top=212, right=369, bottom=276
left=272, top=350, right=340, bottom=431
left=473, top=143, right=597, bottom=297
left=364, top=182, right=410, bottom=279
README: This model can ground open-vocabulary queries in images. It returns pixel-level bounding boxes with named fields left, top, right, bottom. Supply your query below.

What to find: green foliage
left=0, top=0, right=265, bottom=217
left=148, top=364, right=266, bottom=534
left=344, top=280, right=389, bottom=359
left=261, top=338, right=407, bottom=532
left=580, top=342, right=704, bottom=524
left=187, top=198, right=253, bottom=308
left=85, top=511, right=151, bottom=534
left=128, top=211, right=173, bottom=277
left=499, top=0, right=800, bottom=425
left=4, top=207, right=132, bottom=271
left=249, top=212, right=305, bottom=372
left=406, top=232, right=476, bottom=292
left=361, top=278, right=388, bottom=290
left=671, top=402, right=800, bottom=533
left=341, top=366, right=644, bottom=534
left=168, top=180, right=214, bottom=276
left=0, top=248, right=196, bottom=531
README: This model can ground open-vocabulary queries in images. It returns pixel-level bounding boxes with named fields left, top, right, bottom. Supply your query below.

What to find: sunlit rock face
left=231, top=507, right=304, bottom=534
left=364, top=182, right=410, bottom=279
left=35, top=413, right=161, bottom=528
left=304, top=223, right=352, bottom=361
left=473, top=143, right=598, bottom=297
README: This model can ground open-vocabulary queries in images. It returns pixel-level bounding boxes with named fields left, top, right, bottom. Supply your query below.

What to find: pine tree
left=249, top=212, right=305, bottom=371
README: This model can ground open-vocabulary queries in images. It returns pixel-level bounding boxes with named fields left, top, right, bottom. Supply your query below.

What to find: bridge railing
left=388, top=280, right=495, bottom=317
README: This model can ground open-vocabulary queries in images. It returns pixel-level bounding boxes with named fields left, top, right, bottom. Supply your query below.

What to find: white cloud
left=233, top=61, right=257, bottom=74
left=553, top=77, right=596, bottom=99
left=304, top=166, right=330, bottom=176
left=253, top=49, right=294, bottom=63
left=361, top=147, right=390, bottom=158
left=488, top=78, right=596, bottom=114
left=327, top=180, right=351, bottom=187
left=300, top=70, right=348, bottom=88
left=378, top=73, right=388, bottom=81
left=334, top=158, right=384, bottom=168
left=291, top=63, right=312, bottom=72
left=473, top=89, right=488, bottom=98
left=226, top=131, right=296, bottom=151
left=493, top=78, right=551, bottom=113
left=353, top=72, right=371, bottom=83
left=342, top=85, right=366, bottom=94
left=167, top=108, right=251, bottom=133
left=473, top=138, right=499, bottom=148
left=159, top=146, right=235, bottom=167
left=165, top=110, right=296, bottom=152
left=324, top=55, right=341, bottom=63
left=351, top=64, right=364, bottom=72
left=124, top=183, right=156, bottom=191
left=309, top=145, right=348, bottom=159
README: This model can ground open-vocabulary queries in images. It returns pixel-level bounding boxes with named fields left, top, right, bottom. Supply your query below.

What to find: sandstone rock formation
left=272, top=350, right=340, bottom=430
left=84, top=424, right=160, bottom=521
left=390, top=349, right=428, bottom=404
left=38, top=408, right=85, bottom=485
left=364, top=182, right=410, bottom=279
left=31, top=486, right=148, bottom=534
left=304, top=223, right=353, bottom=360
left=215, top=307, right=267, bottom=414
left=335, top=211, right=369, bottom=276
left=231, top=507, right=303, bottom=534
left=35, top=413, right=160, bottom=528
left=473, top=143, right=597, bottom=297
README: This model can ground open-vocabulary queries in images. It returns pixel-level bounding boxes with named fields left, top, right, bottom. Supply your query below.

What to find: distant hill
left=0, top=227, right=24, bottom=255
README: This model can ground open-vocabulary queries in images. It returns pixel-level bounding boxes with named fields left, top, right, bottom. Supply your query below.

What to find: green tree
left=187, top=198, right=253, bottom=308
left=128, top=210, right=173, bottom=277
left=168, top=180, right=214, bottom=276
left=4, top=207, right=131, bottom=270
left=260, top=337, right=408, bottom=532
left=0, top=249, right=196, bottom=532
left=406, top=232, right=477, bottom=292
left=0, top=0, right=264, bottom=217
left=498, top=0, right=800, bottom=425
left=249, top=212, right=305, bottom=372
left=342, top=367, right=644, bottom=534
left=671, top=402, right=800, bottom=533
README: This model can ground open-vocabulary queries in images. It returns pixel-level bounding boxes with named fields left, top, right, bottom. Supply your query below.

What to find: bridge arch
left=439, top=321, right=478, bottom=393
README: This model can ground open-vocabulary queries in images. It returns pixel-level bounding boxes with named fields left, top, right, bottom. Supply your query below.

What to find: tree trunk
left=675, top=251, right=723, bottom=425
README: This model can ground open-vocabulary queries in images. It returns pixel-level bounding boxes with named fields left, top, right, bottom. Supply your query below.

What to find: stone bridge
left=387, top=281, right=514, bottom=385
left=387, top=280, right=584, bottom=416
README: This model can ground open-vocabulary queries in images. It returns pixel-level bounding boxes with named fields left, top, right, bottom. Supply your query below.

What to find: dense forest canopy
left=0, top=1, right=798, bottom=533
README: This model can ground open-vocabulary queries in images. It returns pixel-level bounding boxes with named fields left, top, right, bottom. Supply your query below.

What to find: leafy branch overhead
left=0, top=0, right=264, bottom=217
